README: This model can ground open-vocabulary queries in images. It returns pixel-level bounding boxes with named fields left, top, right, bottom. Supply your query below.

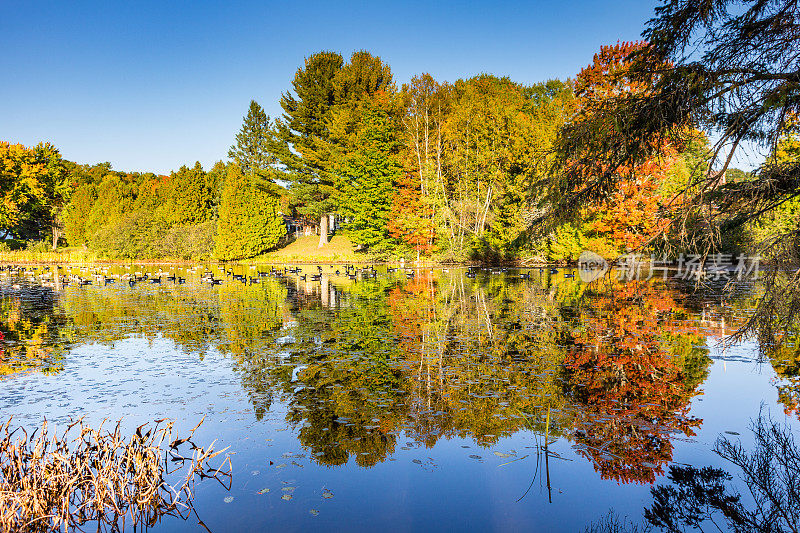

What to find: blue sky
left=3, top=0, right=660, bottom=174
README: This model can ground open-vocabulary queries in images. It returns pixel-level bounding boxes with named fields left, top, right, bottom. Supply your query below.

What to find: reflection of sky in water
left=0, top=265, right=797, bottom=531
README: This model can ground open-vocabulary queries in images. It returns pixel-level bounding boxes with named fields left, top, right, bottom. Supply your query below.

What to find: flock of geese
left=0, top=264, right=579, bottom=289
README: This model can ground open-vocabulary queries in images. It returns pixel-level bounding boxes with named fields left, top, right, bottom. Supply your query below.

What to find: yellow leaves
left=0, top=140, right=65, bottom=231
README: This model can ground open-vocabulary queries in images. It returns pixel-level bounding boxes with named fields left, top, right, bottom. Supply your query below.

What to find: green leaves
left=228, top=100, right=276, bottom=177
left=215, top=165, right=285, bottom=261
left=335, top=101, right=402, bottom=252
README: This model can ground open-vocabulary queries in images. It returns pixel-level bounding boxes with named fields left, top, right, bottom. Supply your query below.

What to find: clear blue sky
left=3, top=0, right=659, bottom=174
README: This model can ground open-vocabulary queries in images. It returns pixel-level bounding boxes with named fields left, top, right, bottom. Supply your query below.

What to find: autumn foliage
left=563, top=281, right=710, bottom=484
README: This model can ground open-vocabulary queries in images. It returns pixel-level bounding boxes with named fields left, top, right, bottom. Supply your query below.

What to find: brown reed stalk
left=0, top=416, right=231, bottom=532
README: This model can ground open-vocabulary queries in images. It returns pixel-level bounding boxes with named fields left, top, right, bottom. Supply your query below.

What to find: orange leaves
left=566, top=42, right=680, bottom=256
left=388, top=172, right=434, bottom=253
left=564, top=281, right=706, bottom=484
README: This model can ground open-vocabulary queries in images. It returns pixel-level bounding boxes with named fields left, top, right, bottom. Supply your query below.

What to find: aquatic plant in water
left=0, top=417, right=232, bottom=532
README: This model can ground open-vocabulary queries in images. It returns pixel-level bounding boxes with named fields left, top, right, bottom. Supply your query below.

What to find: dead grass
left=0, top=417, right=231, bottom=532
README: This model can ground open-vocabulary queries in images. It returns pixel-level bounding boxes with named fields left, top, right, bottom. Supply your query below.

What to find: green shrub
left=215, top=165, right=285, bottom=261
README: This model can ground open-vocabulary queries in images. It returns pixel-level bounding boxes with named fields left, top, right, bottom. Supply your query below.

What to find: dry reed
left=0, top=416, right=231, bottom=532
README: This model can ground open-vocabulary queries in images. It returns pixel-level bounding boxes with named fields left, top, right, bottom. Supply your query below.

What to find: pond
left=0, top=263, right=797, bottom=531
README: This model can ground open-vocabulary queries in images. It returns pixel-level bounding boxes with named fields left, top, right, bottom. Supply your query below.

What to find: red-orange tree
left=388, top=172, right=435, bottom=255
left=548, top=42, right=681, bottom=259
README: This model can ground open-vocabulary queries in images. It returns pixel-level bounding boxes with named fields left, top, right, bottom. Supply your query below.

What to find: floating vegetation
left=0, top=417, right=232, bottom=532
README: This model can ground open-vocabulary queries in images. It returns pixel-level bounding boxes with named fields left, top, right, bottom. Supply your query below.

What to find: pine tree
left=336, top=99, right=401, bottom=252
left=271, top=51, right=395, bottom=247
left=215, top=165, right=285, bottom=261
left=165, top=162, right=215, bottom=226
left=228, top=100, right=274, bottom=176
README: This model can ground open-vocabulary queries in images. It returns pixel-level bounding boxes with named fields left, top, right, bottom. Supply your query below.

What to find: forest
left=1, top=41, right=797, bottom=263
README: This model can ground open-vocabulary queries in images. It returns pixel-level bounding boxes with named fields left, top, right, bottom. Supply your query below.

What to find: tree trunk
left=52, top=224, right=61, bottom=251
left=318, top=215, right=329, bottom=248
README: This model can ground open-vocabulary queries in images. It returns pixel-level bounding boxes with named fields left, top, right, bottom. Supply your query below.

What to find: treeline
left=2, top=44, right=796, bottom=262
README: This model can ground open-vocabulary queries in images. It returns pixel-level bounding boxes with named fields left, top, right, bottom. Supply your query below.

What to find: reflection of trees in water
left=58, top=278, right=289, bottom=418
left=281, top=278, right=406, bottom=466
left=765, top=333, right=800, bottom=419
left=388, top=271, right=574, bottom=448
left=639, top=414, right=800, bottom=533
left=0, top=268, right=763, bottom=482
left=0, top=283, right=69, bottom=375
left=562, top=281, right=712, bottom=484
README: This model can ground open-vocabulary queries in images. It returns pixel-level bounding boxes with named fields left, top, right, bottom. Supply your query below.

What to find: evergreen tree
left=271, top=51, right=343, bottom=247
left=228, top=100, right=274, bottom=176
left=215, top=164, right=284, bottom=261
left=165, top=162, right=215, bottom=226
left=271, top=51, right=395, bottom=247
left=336, top=99, right=401, bottom=252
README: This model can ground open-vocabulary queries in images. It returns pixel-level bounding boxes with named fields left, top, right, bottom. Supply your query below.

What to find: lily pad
left=223, top=496, right=234, bottom=503
left=309, top=509, right=320, bottom=516
left=322, top=490, right=334, bottom=499
left=281, top=494, right=292, bottom=501
left=257, top=488, right=270, bottom=494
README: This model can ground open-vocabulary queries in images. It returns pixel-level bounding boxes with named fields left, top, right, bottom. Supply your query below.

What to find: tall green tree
left=271, top=50, right=395, bottom=247
left=215, top=164, right=284, bottom=261
left=271, top=51, right=343, bottom=247
left=228, top=100, right=275, bottom=176
left=336, top=98, right=402, bottom=252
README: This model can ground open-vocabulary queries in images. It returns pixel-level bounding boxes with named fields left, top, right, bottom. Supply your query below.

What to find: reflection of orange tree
left=767, top=337, right=800, bottom=418
left=563, top=280, right=711, bottom=484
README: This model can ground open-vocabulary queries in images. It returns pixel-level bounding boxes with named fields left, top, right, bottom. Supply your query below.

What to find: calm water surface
left=0, top=264, right=797, bottom=531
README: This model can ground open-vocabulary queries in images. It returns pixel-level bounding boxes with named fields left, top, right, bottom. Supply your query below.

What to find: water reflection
left=0, top=282, right=69, bottom=375
left=0, top=264, right=786, bottom=489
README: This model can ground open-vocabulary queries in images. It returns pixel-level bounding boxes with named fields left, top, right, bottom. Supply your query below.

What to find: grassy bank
left=251, top=234, right=365, bottom=264
left=0, top=236, right=445, bottom=265
left=0, top=247, right=197, bottom=265
left=0, top=247, right=102, bottom=264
